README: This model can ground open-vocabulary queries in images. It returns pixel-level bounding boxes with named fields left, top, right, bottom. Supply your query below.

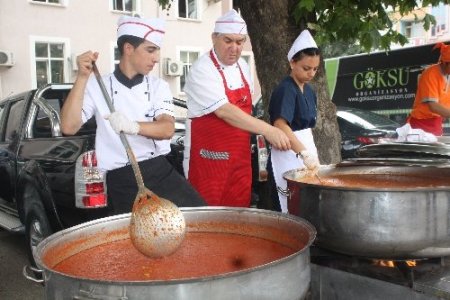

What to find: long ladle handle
left=92, top=62, right=147, bottom=194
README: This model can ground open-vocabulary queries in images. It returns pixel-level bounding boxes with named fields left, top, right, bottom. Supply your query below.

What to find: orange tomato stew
left=48, top=232, right=297, bottom=281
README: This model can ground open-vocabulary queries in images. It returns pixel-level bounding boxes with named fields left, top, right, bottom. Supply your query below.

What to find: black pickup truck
left=0, top=83, right=108, bottom=266
left=0, top=83, right=270, bottom=267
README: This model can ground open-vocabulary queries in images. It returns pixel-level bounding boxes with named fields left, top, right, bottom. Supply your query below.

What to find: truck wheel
left=25, top=203, right=52, bottom=272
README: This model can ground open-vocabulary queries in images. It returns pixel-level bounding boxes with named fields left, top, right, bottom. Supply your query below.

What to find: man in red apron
left=408, top=42, right=450, bottom=136
left=183, top=9, right=291, bottom=207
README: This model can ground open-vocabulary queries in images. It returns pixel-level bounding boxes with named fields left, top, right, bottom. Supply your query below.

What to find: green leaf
left=422, top=14, right=437, bottom=31
left=297, top=0, right=316, bottom=12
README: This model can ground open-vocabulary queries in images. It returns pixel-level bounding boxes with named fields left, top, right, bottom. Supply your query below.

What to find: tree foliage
left=293, top=0, right=450, bottom=52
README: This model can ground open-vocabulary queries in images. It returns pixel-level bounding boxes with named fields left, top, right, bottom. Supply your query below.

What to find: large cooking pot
left=284, top=164, right=450, bottom=259
left=30, top=207, right=315, bottom=300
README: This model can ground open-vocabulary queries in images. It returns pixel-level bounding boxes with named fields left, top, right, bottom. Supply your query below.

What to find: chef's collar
left=212, top=48, right=239, bottom=69
left=113, top=65, right=144, bottom=88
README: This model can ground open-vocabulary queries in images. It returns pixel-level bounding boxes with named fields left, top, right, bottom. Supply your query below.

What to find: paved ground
left=0, top=229, right=45, bottom=299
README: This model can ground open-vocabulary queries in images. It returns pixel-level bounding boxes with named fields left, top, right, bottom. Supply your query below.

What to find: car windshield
left=337, top=108, right=399, bottom=130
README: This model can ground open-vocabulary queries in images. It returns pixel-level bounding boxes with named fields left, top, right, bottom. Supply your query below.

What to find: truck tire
left=25, top=203, right=52, bottom=272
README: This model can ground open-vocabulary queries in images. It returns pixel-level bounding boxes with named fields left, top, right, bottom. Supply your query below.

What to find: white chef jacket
left=81, top=73, right=174, bottom=171
left=182, top=49, right=254, bottom=177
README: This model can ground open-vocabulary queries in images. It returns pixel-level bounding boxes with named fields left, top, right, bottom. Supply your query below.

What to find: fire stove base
left=310, top=264, right=441, bottom=300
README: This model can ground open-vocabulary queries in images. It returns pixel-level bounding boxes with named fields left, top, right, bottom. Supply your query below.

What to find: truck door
left=0, top=98, right=26, bottom=203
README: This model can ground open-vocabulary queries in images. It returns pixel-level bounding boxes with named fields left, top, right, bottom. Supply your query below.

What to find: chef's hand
left=298, top=150, right=320, bottom=170
left=264, top=127, right=291, bottom=150
left=76, top=51, right=98, bottom=78
left=105, top=111, right=140, bottom=135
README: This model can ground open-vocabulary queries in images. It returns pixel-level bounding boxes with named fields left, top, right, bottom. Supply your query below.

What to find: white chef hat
left=214, top=9, right=247, bottom=35
left=287, top=29, right=318, bottom=61
left=117, top=16, right=165, bottom=48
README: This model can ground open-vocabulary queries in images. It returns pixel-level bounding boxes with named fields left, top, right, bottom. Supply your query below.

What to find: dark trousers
left=106, top=156, right=206, bottom=215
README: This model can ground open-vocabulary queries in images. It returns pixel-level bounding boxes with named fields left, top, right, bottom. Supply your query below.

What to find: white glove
left=105, top=111, right=140, bottom=135
left=299, top=150, right=320, bottom=170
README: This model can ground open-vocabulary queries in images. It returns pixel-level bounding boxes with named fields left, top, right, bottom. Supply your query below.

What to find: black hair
left=117, top=35, right=146, bottom=56
left=291, top=47, right=321, bottom=62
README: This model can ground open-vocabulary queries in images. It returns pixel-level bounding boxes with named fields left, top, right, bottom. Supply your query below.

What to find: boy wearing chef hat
left=183, top=9, right=291, bottom=208
left=269, top=29, right=321, bottom=213
left=408, top=42, right=450, bottom=136
left=61, top=15, right=206, bottom=216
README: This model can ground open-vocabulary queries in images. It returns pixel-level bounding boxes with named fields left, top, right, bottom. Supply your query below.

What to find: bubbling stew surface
left=49, top=232, right=297, bottom=281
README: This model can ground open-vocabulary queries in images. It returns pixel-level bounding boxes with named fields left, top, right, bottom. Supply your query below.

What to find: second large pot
left=285, top=165, right=450, bottom=259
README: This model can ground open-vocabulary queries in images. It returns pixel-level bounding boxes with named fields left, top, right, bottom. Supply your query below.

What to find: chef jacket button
left=114, top=91, right=118, bottom=94
left=151, top=152, right=154, bottom=155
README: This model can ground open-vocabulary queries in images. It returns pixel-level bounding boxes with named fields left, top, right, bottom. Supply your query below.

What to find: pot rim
left=284, top=165, right=450, bottom=192
left=35, top=206, right=316, bottom=285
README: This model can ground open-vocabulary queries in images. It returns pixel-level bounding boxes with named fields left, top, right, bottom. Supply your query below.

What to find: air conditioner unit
left=0, top=50, right=14, bottom=67
left=165, top=59, right=183, bottom=76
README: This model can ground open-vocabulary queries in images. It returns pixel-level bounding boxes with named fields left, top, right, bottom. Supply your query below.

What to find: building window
left=179, top=0, right=198, bottom=19
left=114, top=46, right=120, bottom=67
left=112, top=0, right=132, bottom=13
left=180, top=50, right=199, bottom=92
left=34, top=42, right=65, bottom=88
left=241, top=54, right=251, bottom=65
left=403, top=21, right=413, bottom=38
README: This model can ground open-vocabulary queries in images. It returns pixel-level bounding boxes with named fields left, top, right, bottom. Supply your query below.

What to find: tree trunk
left=239, top=0, right=341, bottom=164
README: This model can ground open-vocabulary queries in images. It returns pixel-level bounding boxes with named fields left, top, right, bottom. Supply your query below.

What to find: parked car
left=337, top=106, right=400, bottom=159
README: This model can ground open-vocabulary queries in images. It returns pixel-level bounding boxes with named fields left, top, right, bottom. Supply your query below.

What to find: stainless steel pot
left=284, top=165, right=450, bottom=259
left=30, top=207, right=315, bottom=300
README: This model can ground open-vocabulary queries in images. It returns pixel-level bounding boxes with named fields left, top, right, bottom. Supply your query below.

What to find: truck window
left=5, top=100, right=25, bottom=142
left=34, top=94, right=97, bottom=137
left=33, top=99, right=57, bottom=138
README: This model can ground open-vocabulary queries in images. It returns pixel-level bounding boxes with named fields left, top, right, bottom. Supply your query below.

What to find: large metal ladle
left=92, top=63, right=186, bottom=258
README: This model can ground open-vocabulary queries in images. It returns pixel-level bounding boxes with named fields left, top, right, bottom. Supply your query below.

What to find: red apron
left=408, top=116, right=443, bottom=136
left=188, top=50, right=252, bottom=207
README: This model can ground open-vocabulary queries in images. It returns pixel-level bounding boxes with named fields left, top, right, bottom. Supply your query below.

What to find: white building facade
left=0, top=0, right=259, bottom=103
left=391, top=3, right=450, bottom=48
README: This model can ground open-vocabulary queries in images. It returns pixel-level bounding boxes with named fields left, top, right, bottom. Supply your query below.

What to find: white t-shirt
left=81, top=73, right=174, bottom=171
left=182, top=49, right=254, bottom=177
